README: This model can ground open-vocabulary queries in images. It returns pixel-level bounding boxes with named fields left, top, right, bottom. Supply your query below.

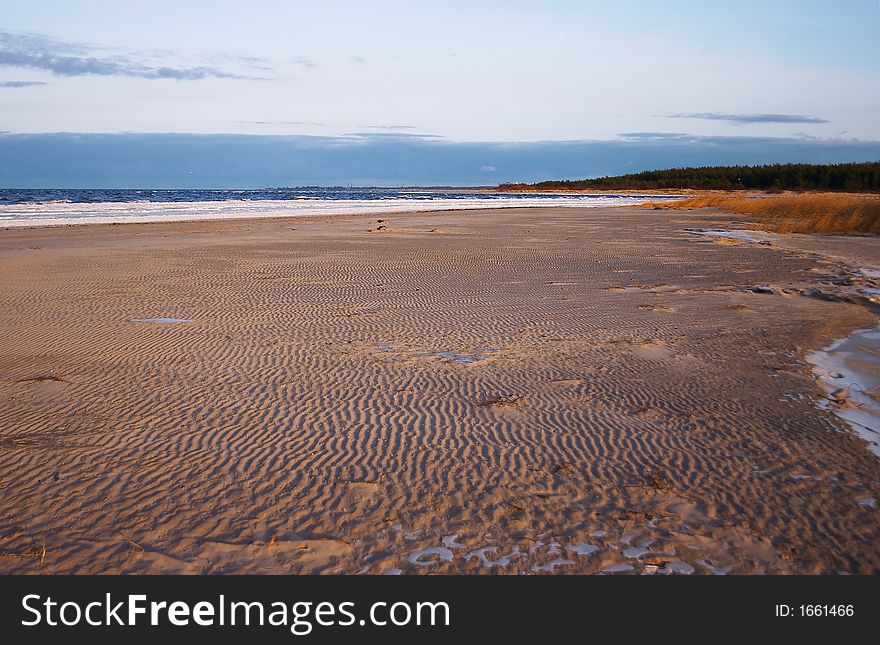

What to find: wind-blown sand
left=1, top=207, right=878, bottom=574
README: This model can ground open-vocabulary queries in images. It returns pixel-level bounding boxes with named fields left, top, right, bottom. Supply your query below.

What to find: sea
left=0, top=188, right=682, bottom=227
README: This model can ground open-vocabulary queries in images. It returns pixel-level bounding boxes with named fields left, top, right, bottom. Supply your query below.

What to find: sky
left=1, top=0, right=878, bottom=187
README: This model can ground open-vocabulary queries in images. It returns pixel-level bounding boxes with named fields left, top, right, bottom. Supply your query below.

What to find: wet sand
left=1, top=207, right=878, bottom=574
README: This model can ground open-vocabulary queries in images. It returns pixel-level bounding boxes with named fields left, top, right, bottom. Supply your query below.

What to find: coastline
left=1, top=206, right=878, bottom=574
left=0, top=192, right=684, bottom=229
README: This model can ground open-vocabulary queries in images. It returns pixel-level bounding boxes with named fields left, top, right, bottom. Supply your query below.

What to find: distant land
left=498, top=162, right=880, bottom=193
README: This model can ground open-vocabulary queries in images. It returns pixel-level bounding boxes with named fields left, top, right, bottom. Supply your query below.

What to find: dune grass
left=642, top=193, right=880, bottom=235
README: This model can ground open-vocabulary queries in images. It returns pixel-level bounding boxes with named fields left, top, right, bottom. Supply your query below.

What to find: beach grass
left=641, top=193, right=880, bottom=235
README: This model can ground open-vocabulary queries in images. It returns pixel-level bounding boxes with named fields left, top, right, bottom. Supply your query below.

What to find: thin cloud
left=291, top=56, right=318, bottom=69
left=669, top=112, right=829, bottom=125
left=237, top=120, right=327, bottom=127
left=237, top=121, right=420, bottom=132
left=0, top=29, right=263, bottom=80
left=0, top=80, right=46, bottom=87
left=349, top=56, right=366, bottom=64
left=344, top=132, right=445, bottom=141
left=619, top=132, right=692, bottom=141
left=2, top=132, right=879, bottom=188
left=358, top=124, right=419, bottom=131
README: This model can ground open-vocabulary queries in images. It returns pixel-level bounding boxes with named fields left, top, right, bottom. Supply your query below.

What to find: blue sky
left=1, top=1, right=878, bottom=186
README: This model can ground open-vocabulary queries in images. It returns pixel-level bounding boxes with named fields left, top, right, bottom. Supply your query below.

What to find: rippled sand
left=1, top=207, right=878, bottom=574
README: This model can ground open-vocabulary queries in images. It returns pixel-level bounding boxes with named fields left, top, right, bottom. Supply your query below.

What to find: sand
left=1, top=206, right=878, bottom=574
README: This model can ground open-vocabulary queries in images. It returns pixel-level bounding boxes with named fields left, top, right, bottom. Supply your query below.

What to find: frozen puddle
left=374, top=343, right=498, bottom=364
left=623, top=540, right=656, bottom=559
left=686, top=228, right=772, bottom=244
left=414, top=348, right=498, bottom=364
left=466, top=546, right=524, bottom=568
left=530, top=559, right=575, bottom=573
left=441, top=535, right=466, bottom=549
left=808, top=324, right=880, bottom=458
left=567, top=542, right=600, bottom=556
left=661, top=561, right=696, bottom=575
left=858, top=287, right=880, bottom=303
left=407, top=547, right=454, bottom=567
left=129, top=317, right=193, bottom=324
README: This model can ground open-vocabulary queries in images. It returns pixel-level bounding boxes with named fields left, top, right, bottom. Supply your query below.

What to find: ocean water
left=0, top=188, right=681, bottom=227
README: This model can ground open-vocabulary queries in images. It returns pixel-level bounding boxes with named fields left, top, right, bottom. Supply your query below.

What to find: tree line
left=498, top=162, right=880, bottom=192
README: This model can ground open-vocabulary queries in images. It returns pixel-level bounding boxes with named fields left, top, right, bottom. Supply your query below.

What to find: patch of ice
left=858, top=287, right=880, bottom=302
left=661, top=561, right=695, bottom=575
left=808, top=324, right=880, bottom=459
left=530, top=559, right=575, bottom=572
left=687, top=228, right=771, bottom=243
left=128, top=317, right=192, bottom=324
left=623, top=540, right=656, bottom=559
left=407, top=547, right=454, bottom=567
left=442, top=534, right=466, bottom=549
left=466, top=546, right=523, bottom=567
left=566, top=542, right=600, bottom=556
left=696, top=560, right=734, bottom=575
left=601, top=563, right=634, bottom=574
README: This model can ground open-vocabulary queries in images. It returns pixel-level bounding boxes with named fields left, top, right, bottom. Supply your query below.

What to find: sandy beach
left=1, top=206, right=878, bottom=574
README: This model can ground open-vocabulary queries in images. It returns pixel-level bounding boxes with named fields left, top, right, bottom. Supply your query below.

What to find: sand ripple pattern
left=1, top=208, right=878, bottom=574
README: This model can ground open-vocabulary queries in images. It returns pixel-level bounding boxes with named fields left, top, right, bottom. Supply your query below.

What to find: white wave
left=0, top=195, right=667, bottom=227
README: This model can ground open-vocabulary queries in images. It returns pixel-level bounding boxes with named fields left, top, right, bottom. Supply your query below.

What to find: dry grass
left=642, top=192, right=880, bottom=235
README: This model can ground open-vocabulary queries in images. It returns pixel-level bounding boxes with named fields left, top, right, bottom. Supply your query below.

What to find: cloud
left=291, top=56, right=318, bottom=69
left=357, top=124, right=418, bottom=131
left=618, top=132, right=692, bottom=141
left=0, top=80, right=46, bottom=87
left=669, top=112, right=829, bottom=125
left=349, top=56, right=366, bottom=64
left=2, top=132, right=878, bottom=188
left=237, top=121, right=422, bottom=133
left=343, top=132, right=444, bottom=140
left=237, top=120, right=327, bottom=127
left=480, top=165, right=497, bottom=172
left=0, top=29, right=262, bottom=80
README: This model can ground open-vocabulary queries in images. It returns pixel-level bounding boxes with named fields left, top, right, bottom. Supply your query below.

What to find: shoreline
left=1, top=206, right=878, bottom=574
left=0, top=194, right=685, bottom=229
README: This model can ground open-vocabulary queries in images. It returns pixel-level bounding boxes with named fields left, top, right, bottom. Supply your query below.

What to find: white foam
left=0, top=195, right=671, bottom=228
